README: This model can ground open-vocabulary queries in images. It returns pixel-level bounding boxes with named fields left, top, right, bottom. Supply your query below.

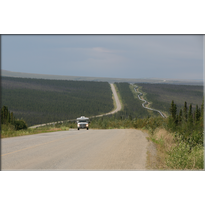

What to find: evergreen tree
left=201, top=98, right=204, bottom=120
left=7, top=111, right=10, bottom=123
left=174, top=104, right=177, bottom=118
left=178, top=109, right=182, bottom=124
left=0, top=107, right=3, bottom=124
left=183, top=101, right=188, bottom=122
left=188, top=104, right=193, bottom=124
left=195, top=105, right=200, bottom=122
left=10, top=112, right=14, bottom=124
left=175, top=114, right=179, bottom=125
left=170, top=100, right=177, bottom=120
left=1, top=106, right=9, bottom=124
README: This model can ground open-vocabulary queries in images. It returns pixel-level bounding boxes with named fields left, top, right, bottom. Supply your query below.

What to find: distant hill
left=1, top=70, right=203, bottom=85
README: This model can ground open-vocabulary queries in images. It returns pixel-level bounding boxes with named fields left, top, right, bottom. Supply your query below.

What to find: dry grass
left=154, top=128, right=176, bottom=151
left=1, top=126, right=70, bottom=138
left=146, top=128, right=176, bottom=170
left=146, top=128, right=204, bottom=170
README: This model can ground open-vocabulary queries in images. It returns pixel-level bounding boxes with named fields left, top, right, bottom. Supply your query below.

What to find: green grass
left=166, top=142, right=204, bottom=170
left=147, top=128, right=204, bottom=170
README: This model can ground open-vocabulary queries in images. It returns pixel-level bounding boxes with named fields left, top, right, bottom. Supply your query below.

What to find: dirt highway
left=94, top=83, right=122, bottom=117
left=2, top=129, right=149, bottom=170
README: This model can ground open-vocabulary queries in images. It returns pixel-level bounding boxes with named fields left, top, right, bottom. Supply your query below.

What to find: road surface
left=92, top=83, right=122, bottom=117
left=2, top=129, right=148, bottom=170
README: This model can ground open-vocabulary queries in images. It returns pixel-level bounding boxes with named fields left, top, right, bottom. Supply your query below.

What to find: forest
left=136, top=83, right=203, bottom=115
left=2, top=77, right=114, bottom=126
left=112, top=82, right=151, bottom=119
left=2, top=78, right=204, bottom=169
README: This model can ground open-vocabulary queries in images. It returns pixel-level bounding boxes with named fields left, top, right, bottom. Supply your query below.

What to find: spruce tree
left=7, top=111, right=10, bottom=123
left=188, top=104, right=193, bottom=124
left=0, top=107, right=3, bottom=124
left=195, top=105, right=200, bottom=122
left=178, top=109, right=182, bottom=124
left=183, top=101, right=188, bottom=122
left=174, top=104, right=177, bottom=119
left=201, top=98, right=204, bottom=120
left=170, top=100, right=177, bottom=120
left=10, top=112, right=14, bottom=124
left=199, top=99, right=204, bottom=127
left=1, top=106, right=9, bottom=124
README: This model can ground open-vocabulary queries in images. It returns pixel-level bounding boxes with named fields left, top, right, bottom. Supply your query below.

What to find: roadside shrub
left=190, top=145, right=204, bottom=169
left=14, top=119, right=28, bottom=130
left=144, top=117, right=165, bottom=135
left=55, top=122, right=63, bottom=128
left=1, top=124, right=16, bottom=132
left=174, top=131, right=204, bottom=149
left=187, top=131, right=204, bottom=148
left=68, top=122, right=77, bottom=128
left=166, top=142, right=204, bottom=170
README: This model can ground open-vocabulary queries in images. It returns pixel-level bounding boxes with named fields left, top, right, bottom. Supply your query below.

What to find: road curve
left=29, top=83, right=122, bottom=128
left=2, top=129, right=148, bottom=170
left=133, top=85, right=166, bottom=118
left=91, top=83, right=122, bottom=118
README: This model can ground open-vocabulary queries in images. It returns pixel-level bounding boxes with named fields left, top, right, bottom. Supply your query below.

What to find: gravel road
left=92, top=83, right=122, bottom=117
left=2, top=129, right=149, bottom=170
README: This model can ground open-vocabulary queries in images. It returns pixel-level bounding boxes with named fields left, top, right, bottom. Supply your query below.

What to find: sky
left=1, top=35, right=203, bottom=80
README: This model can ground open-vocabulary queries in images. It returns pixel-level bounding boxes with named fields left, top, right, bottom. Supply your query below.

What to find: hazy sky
left=2, top=35, right=203, bottom=80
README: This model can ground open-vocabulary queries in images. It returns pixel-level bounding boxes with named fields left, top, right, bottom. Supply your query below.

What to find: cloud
left=60, top=46, right=126, bottom=66
left=92, top=47, right=113, bottom=53
left=2, top=35, right=203, bottom=79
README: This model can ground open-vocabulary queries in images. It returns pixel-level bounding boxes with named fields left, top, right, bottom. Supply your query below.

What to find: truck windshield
left=79, top=120, right=87, bottom=122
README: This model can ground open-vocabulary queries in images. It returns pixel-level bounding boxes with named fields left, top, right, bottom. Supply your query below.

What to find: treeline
left=168, top=99, right=204, bottom=148
left=1, top=106, right=27, bottom=130
left=2, top=77, right=114, bottom=126
left=169, top=100, right=203, bottom=127
left=162, top=99, right=204, bottom=169
left=88, top=115, right=164, bottom=130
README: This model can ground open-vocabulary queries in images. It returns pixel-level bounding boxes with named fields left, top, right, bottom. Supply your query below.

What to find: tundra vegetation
left=1, top=79, right=204, bottom=170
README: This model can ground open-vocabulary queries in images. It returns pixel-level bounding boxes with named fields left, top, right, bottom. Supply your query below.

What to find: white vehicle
left=76, top=116, right=89, bottom=130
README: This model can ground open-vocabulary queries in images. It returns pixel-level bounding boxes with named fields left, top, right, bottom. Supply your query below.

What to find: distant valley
left=2, top=70, right=203, bottom=85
